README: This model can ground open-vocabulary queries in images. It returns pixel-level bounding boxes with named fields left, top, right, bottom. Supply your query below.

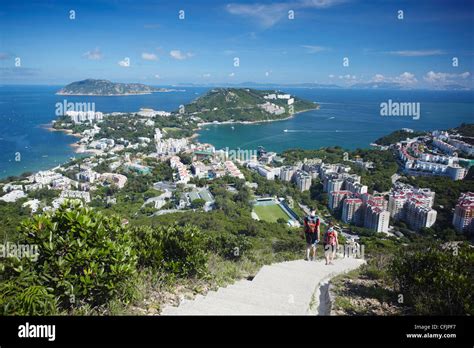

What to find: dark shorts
left=305, top=232, right=318, bottom=245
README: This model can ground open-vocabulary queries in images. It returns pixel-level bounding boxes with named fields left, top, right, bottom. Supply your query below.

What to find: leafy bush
left=132, top=224, right=208, bottom=277
left=206, top=232, right=251, bottom=260
left=0, top=264, right=58, bottom=315
left=0, top=202, right=138, bottom=314
left=390, top=242, right=473, bottom=315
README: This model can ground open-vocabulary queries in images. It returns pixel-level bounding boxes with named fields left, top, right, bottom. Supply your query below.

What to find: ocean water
left=198, top=88, right=474, bottom=153
left=0, top=85, right=209, bottom=178
left=0, top=86, right=473, bottom=179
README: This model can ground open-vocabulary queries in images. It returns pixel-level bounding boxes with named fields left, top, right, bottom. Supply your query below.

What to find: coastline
left=43, top=124, right=82, bottom=138
left=193, top=106, right=319, bottom=141
left=42, top=124, right=91, bottom=154
left=35, top=106, right=319, bottom=178
left=55, top=89, right=184, bottom=96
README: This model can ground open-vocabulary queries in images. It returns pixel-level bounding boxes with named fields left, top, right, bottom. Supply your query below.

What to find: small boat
left=283, top=129, right=288, bottom=132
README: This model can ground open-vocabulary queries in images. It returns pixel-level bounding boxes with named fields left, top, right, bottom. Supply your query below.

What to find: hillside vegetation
left=56, top=79, right=163, bottom=96
left=374, top=129, right=426, bottom=146
left=182, top=88, right=317, bottom=122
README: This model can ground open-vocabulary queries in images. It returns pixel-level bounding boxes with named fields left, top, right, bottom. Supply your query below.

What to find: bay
left=0, top=85, right=472, bottom=179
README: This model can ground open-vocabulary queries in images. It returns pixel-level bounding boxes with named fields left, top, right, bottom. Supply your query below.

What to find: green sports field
left=253, top=204, right=289, bottom=223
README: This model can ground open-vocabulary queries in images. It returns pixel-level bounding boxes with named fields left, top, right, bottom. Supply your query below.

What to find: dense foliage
left=182, top=88, right=317, bottom=122
left=57, top=79, right=160, bottom=95
left=390, top=242, right=473, bottom=315
left=0, top=202, right=137, bottom=315
left=132, top=224, right=208, bottom=277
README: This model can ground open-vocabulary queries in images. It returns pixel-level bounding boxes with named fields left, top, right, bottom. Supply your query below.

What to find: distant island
left=56, top=79, right=179, bottom=96
left=182, top=88, right=318, bottom=123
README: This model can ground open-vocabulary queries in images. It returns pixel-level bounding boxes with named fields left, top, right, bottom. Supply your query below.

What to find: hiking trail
left=161, top=257, right=365, bottom=315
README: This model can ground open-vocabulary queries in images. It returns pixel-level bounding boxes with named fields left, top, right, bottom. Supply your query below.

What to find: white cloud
left=226, top=3, right=289, bottom=28
left=229, top=72, right=235, bottom=77
left=170, top=50, right=194, bottom=60
left=394, top=72, right=417, bottom=85
left=388, top=50, right=445, bottom=57
left=301, top=45, right=329, bottom=53
left=141, top=52, right=158, bottom=61
left=424, top=71, right=471, bottom=83
left=202, top=73, right=211, bottom=78
left=369, top=72, right=417, bottom=85
left=154, top=74, right=161, bottom=79
left=339, top=74, right=356, bottom=80
left=328, top=74, right=335, bottom=78
left=226, top=0, right=346, bottom=28
left=372, top=74, right=385, bottom=82
left=118, top=58, right=130, bottom=67
left=83, top=48, right=103, bottom=60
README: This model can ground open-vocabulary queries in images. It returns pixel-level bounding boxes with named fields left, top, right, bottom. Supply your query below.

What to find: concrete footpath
left=161, top=257, right=365, bottom=315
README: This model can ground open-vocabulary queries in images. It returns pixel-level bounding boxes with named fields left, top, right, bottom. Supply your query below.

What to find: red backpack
left=325, top=229, right=336, bottom=245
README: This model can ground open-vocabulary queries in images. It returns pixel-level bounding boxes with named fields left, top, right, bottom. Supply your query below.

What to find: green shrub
left=0, top=202, right=138, bottom=314
left=0, top=265, right=58, bottom=315
left=206, top=232, right=251, bottom=260
left=132, top=224, right=208, bottom=277
left=390, top=242, right=473, bottom=315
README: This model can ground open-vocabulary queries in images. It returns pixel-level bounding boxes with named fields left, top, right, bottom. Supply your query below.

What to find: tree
left=190, top=198, right=206, bottom=209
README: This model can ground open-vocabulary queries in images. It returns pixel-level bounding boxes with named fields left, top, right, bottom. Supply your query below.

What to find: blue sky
left=1, top=0, right=473, bottom=88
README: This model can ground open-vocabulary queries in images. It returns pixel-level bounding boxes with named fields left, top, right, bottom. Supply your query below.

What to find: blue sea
left=0, top=85, right=209, bottom=178
left=0, top=85, right=473, bottom=179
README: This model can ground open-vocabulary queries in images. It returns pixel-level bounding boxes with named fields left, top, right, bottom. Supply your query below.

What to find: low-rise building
left=60, top=190, right=91, bottom=203
left=0, top=190, right=26, bottom=202
left=224, top=160, right=245, bottom=179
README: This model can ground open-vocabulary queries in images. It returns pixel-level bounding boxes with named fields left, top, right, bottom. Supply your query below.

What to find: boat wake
left=283, top=129, right=357, bottom=133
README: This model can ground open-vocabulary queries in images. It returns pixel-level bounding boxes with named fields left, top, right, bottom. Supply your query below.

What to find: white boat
left=283, top=129, right=288, bottom=132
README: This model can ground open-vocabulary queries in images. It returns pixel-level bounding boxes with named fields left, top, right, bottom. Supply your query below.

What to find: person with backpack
left=303, top=209, right=320, bottom=261
left=324, top=222, right=339, bottom=265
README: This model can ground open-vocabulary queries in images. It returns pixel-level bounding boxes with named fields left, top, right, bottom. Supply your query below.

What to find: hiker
left=324, top=222, right=339, bottom=265
left=303, top=209, right=320, bottom=261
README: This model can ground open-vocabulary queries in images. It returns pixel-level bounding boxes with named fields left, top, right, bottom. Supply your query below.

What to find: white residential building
left=342, top=197, right=363, bottom=225
left=452, top=192, right=474, bottom=234
left=60, top=190, right=91, bottom=203
left=280, top=166, right=295, bottom=182
left=294, top=170, right=312, bottom=192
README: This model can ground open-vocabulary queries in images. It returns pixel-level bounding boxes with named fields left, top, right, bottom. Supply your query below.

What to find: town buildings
left=387, top=186, right=437, bottom=231
left=452, top=192, right=474, bottom=234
